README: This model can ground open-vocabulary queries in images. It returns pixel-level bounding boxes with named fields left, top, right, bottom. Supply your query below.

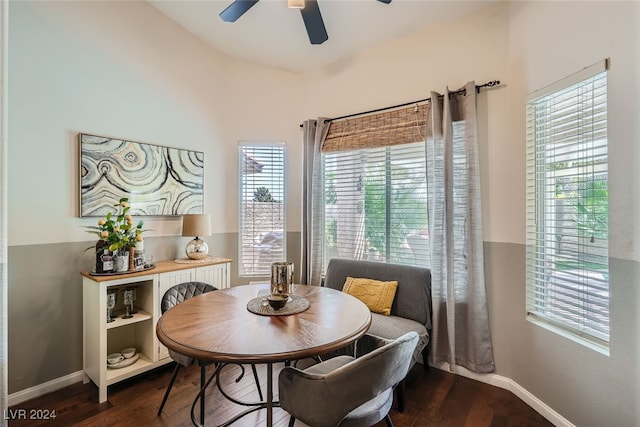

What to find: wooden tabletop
left=156, top=284, right=372, bottom=364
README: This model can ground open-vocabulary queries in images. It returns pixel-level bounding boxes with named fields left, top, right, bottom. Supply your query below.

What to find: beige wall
left=7, top=1, right=640, bottom=425
left=508, top=0, right=640, bottom=260
left=8, top=0, right=304, bottom=247
left=300, top=0, right=638, bottom=256
left=503, top=3, right=639, bottom=425
left=7, top=0, right=303, bottom=394
left=301, top=2, right=639, bottom=426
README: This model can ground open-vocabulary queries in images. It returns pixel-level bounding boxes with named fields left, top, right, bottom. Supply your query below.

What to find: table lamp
left=182, top=214, right=211, bottom=260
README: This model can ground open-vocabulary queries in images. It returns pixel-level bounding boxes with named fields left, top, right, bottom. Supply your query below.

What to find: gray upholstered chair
left=279, top=332, right=420, bottom=427
left=156, top=281, right=262, bottom=417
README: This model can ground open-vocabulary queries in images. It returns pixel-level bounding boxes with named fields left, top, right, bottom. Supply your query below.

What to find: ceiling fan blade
left=219, top=0, right=259, bottom=22
left=300, top=0, right=328, bottom=45
left=377, top=0, right=392, bottom=3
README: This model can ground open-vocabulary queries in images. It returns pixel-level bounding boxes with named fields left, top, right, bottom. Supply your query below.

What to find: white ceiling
left=148, top=0, right=500, bottom=73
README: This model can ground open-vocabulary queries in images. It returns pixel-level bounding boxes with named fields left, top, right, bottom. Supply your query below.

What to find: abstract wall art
left=79, top=133, right=204, bottom=217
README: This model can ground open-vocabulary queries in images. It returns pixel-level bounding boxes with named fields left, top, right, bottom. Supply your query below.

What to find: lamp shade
left=181, top=214, right=211, bottom=237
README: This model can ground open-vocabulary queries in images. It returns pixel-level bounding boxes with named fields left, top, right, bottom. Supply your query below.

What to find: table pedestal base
left=190, top=363, right=279, bottom=427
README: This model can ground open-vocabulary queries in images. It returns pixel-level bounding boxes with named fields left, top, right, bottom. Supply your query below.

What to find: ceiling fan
left=219, top=0, right=392, bottom=45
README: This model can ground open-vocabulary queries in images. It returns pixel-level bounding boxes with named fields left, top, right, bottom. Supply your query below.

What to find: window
left=239, top=143, right=286, bottom=276
left=525, top=60, right=609, bottom=347
left=322, top=142, right=428, bottom=268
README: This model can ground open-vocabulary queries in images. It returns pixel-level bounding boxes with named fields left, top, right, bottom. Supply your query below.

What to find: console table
left=81, top=257, right=232, bottom=403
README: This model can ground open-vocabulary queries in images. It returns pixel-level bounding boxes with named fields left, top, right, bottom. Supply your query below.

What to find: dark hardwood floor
left=8, top=361, right=553, bottom=427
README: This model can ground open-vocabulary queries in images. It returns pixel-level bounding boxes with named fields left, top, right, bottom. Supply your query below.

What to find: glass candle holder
left=270, top=262, right=294, bottom=297
left=122, top=288, right=135, bottom=319
left=106, top=290, right=117, bottom=323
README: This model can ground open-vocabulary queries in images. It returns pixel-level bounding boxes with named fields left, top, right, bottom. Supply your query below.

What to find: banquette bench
left=322, top=258, right=433, bottom=411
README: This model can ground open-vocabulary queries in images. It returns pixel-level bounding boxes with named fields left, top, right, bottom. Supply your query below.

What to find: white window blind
left=525, top=60, right=609, bottom=346
left=322, top=142, right=428, bottom=269
left=239, top=143, right=286, bottom=276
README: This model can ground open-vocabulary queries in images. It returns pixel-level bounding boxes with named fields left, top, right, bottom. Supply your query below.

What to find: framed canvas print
left=79, top=133, right=204, bottom=217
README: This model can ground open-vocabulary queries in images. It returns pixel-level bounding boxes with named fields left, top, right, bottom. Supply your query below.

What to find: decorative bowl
left=121, top=347, right=136, bottom=359
left=107, top=353, right=124, bottom=365
left=267, top=294, right=288, bottom=310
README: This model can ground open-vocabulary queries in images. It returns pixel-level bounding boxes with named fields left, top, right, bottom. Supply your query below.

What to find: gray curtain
left=426, top=82, right=495, bottom=373
left=301, top=118, right=330, bottom=286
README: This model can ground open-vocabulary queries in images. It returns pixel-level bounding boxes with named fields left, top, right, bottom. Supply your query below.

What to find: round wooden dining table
left=156, top=283, right=372, bottom=427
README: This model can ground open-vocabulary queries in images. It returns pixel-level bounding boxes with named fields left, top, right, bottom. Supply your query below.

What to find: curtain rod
left=299, top=80, right=501, bottom=128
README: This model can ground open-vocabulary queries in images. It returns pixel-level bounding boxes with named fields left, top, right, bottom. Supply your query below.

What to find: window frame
left=321, top=141, right=429, bottom=271
left=238, top=141, right=287, bottom=277
left=525, top=59, right=610, bottom=352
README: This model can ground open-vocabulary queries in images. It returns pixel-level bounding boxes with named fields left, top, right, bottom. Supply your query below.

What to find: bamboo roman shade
left=323, top=104, right=429, bottom=152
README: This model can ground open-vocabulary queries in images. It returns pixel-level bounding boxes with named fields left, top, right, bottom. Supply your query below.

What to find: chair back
left=279, top=331, right=419, bottom=427
left=161, top=281, right=216, bottom=314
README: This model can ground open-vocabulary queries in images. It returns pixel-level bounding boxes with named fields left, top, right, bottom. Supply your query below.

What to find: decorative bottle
left=95, top=240, right=114, bottom=274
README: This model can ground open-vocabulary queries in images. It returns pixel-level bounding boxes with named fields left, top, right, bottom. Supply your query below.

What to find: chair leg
left=396, top=379, right=405, bottom=413
left=157, top=363, right=181, bottom=416
left=288, top=415, right=296, bottom=427
left=384, top=414, right=394, bottom=427
left=251, top=364, right=263, bottom=401
left=422, top=342, right=430, bottom=370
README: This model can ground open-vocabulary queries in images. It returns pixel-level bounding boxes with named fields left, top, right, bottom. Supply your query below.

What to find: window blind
left=322, top=142, right=428, bottom=269
left=239, top=143, right=286, bottom=276
left=525, top=60, right=609, bottom=345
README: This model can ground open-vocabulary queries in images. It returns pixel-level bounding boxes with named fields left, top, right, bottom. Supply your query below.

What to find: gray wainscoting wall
left=8, top=238, right=638, bottom=426
left=483, top=241, right=639, bottom=427
left=7, top=232, right=301, bottom=395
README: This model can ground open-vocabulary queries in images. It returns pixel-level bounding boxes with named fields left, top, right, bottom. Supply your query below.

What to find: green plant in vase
left=85, top=197, right=145, bottom=272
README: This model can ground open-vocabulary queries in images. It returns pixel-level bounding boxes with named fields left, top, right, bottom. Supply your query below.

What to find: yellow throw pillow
left=342, top=277, right=398, bottom=316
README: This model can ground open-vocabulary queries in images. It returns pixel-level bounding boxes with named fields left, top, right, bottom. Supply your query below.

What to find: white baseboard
left=432, top=362, right=574, bottom=427
left=8, top=370, right=85, bottom=407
